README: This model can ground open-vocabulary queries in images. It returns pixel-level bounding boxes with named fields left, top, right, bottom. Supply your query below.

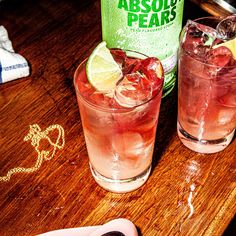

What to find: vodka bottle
left=101, top=0, right=184, bottom=97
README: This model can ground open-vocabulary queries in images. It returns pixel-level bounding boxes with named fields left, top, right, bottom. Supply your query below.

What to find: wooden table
left=0, top=0, right=235, bottom=235
left=190, top=0, right=236, bottom=17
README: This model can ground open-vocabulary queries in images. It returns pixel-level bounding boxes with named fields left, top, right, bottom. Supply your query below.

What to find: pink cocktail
left=178, top=16, right=236, bottom=153
left=74, top=49, right=164, bottom=192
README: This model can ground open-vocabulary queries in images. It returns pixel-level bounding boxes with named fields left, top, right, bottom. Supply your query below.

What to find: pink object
left=38, top=218, right=138, bottom=236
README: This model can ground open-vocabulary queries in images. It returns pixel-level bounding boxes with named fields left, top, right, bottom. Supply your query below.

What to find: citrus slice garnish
left=86, top=41, right=123, bottom=92
left=214, top=38, right=236, bottom=59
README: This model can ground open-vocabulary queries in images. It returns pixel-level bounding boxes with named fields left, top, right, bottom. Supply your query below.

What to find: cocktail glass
left=74, top=50, right=164, bottom=193
left=177, top=16, right=236, bottom=153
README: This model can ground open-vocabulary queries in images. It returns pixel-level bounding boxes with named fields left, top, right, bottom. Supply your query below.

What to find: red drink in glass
left=178, top=16, right=236, bottom=153
left=74, top=49, right=164, bottom=192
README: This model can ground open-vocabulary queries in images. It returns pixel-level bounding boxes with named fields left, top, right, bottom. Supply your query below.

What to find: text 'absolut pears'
left=118, top=0, right=182, bottom=28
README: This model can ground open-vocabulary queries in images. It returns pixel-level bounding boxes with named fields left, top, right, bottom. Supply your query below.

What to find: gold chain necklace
left=0, top=124, right=65, bottom=182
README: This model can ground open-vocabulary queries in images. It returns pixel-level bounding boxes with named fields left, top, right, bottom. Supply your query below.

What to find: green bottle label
left=101, top=0, right=184, bottom=95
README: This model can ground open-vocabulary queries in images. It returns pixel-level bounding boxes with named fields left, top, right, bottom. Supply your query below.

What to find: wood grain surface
left=0, top=0, right=235, bottom=235
left=190, top=0, right=236, bottom=17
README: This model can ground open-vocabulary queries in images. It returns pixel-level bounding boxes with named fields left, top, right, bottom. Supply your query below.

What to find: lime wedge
left=86, top=41, right=123, bottom=92
left=214, top=38, right=236, bottom=59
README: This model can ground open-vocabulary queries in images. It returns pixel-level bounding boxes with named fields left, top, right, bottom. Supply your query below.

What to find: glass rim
left=73, top=50, right=163, bottom=113
left=180, top=16, right=236, bottom=69
left=193, top=16, right=223, bottom=22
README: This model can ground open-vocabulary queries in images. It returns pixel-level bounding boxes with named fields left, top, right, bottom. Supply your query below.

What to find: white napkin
left=0, top=25, right=30, bottom=83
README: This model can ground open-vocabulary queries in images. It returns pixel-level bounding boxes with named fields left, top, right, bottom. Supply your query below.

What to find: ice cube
left=123, top=57, right=142, bottom=75
left=218, top=93, right=236, bottom=108
left=114, top=73, right=153, bottom=108
left=216, top=14, right=236, bottom=40
left=204, top=46, right=235, bottom=77
left=139, top=57, right=164, bottom=85
left=193, top=45, right=211, bottom=59
left=111, top=49, right=127, bottom=68
left=178, top=50, right=206, bottom=79
left=205, top=46, right=235, bottom=67
left=112, top=132, right=143, bottom=158
left=217, top=108, right=236, bottom=125
left=114, top=57, right=163, bottom=108
left=182, top=20, right=217, bottom=56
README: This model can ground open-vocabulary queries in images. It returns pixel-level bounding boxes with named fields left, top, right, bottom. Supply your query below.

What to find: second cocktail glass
left=178, top=16, right=236, bottom=153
